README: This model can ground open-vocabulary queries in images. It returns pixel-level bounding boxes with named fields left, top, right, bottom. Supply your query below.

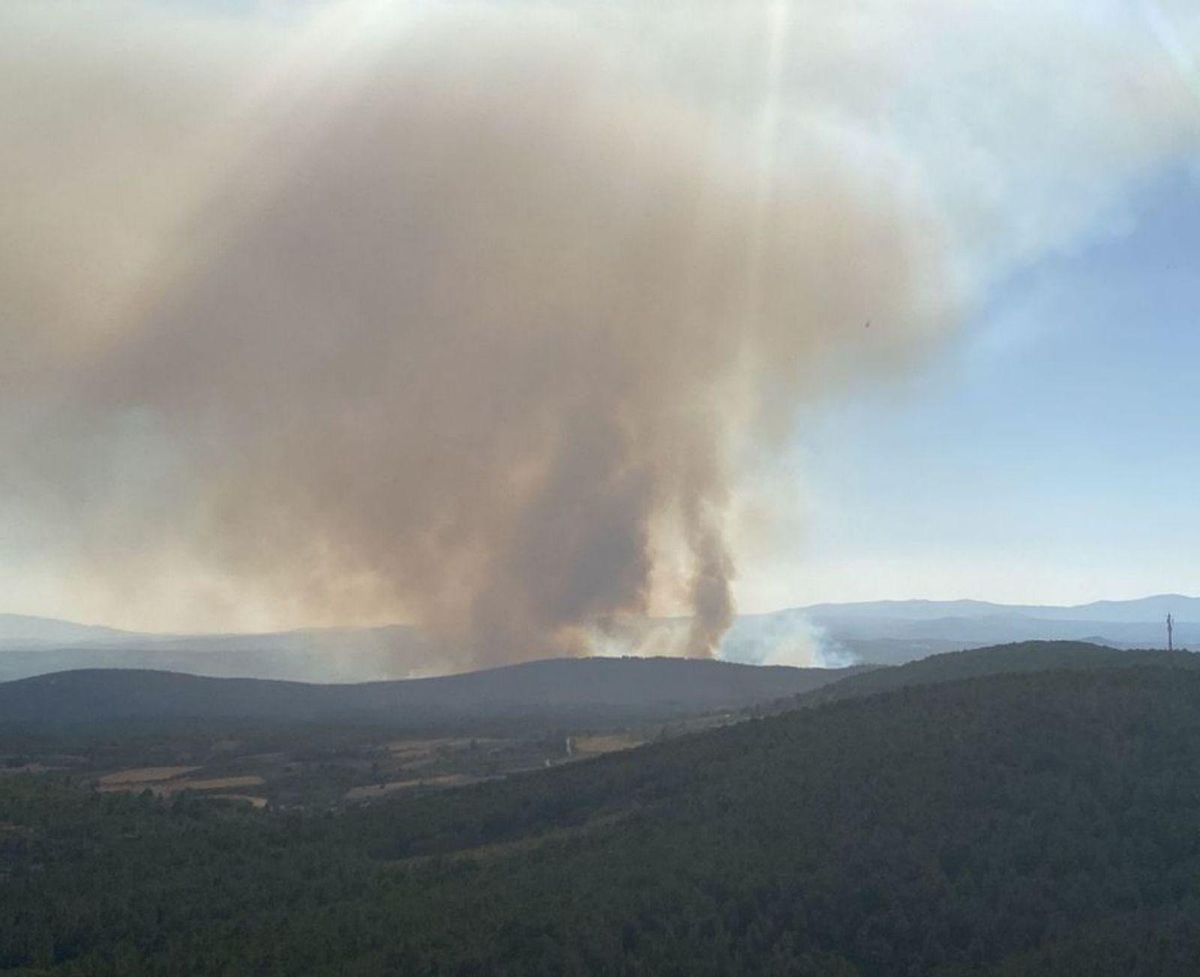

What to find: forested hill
left=0, top=656, right=866, bottom=729
left=784, top=640, right=1200, bottom=709
left=6, top=663, right=1200, bottom=974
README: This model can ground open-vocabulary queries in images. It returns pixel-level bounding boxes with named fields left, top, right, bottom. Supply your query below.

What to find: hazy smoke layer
left=2, top=1, right=1197, bottom=665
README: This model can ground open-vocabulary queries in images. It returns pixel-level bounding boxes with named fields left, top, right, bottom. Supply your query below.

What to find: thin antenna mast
left=1167, top=613, right=1174, bottom=652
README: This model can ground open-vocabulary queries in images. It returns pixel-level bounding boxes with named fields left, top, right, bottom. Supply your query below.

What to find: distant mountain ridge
left=1, top=593, right=1194, bottom=682
left=0, top=614, right=138, bottom=647
left=799, top=593, right=1200, bottom=622
left=0, top=619, right=434, bottom=683
left=786, top=640, right=1200, bottom=711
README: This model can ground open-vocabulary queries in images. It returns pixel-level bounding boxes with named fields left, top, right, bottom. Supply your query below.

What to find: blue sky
left=754, top=167, right=1200, bottom=607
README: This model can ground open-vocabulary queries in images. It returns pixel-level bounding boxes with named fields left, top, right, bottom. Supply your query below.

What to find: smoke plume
left=2, top=1, right=1197, bottom=667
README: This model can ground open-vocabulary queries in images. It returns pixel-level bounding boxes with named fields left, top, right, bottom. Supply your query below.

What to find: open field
left=1, top=712, right=724, bottom=809
left=570, top=733, right=646, bottom=755
left=345, top=773, right=484, bottom=802
left=171, top=775, right=265, bottom=792
left=99, top=772, right=265, bottom=798
left=97, top=766, right=199, bottom=786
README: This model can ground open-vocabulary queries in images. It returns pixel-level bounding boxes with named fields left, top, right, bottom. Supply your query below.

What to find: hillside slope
left=0, top=656, right=865, bottom=729
left=5, top=663, right=1200, bottom=974
left=785, top=640, right=1200, bottom=709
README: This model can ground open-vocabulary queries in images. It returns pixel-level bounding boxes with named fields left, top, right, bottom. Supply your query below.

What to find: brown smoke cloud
left=3, top=1, right=1195, bottom=667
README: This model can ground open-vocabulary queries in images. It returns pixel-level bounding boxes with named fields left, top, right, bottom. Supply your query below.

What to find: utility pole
left=1167, top=613, right=1174, bottom=652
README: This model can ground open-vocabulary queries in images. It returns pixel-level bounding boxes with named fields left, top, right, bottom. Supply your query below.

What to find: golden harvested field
left=386, top=737, right=486, bottom=757
left=0, top=764, right=56, bottom=776
left=571, top=734, right=645, bottom=756
left=173, top=775, right=265, bottom=793
left=98, top=771, right=264, bottom=796
left=98, top=766, right=199, bottom=787
left=345, top=773, right=478, bottom=802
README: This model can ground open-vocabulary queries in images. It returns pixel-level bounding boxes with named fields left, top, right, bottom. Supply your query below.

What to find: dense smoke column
left=42, top=3, right=1179, bottom=662
left=0, top=16, right=958, bottom=664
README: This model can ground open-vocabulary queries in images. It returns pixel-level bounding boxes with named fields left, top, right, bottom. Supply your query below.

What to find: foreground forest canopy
left=4, top=644, right=1200, bottom=976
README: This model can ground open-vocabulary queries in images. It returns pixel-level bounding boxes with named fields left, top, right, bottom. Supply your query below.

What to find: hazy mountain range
left=758, top=593, right=1198, bottom=666
left=0, top=593, right=1194, bottom=683
left=0, top=619, right=434, bottom=684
